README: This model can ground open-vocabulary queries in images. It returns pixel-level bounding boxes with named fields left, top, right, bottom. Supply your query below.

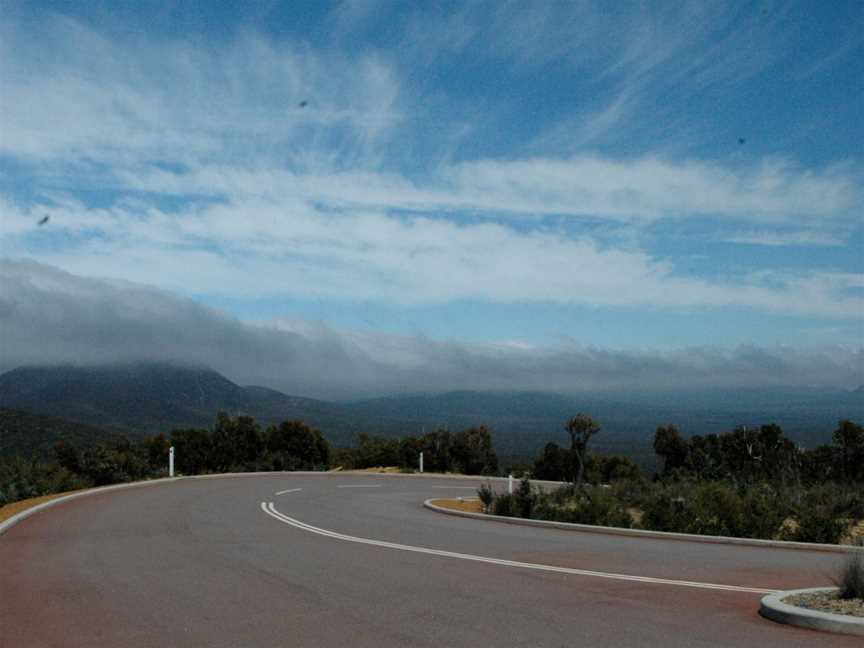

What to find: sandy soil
left=430, top=497, right=483, bottom=513
left=0, top=489, right=88, bottom=524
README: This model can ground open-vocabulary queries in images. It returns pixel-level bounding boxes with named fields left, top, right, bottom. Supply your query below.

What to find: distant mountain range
left=0, top=363, right=861, bottom=464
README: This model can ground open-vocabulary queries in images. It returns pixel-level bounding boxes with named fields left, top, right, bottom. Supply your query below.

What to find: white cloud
left=1, top=259, right=861, bottom=398
left=0, top=10, right=861, bottom=325
left=3, top=197, right=862, bottom=318
left=721, top=230, right=848, bottom=247
left=0, top=15, right=401, bottom=166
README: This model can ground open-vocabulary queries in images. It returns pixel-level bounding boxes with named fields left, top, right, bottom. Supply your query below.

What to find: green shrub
left=792, top=503, right=846, bottom=544
left=642, top=487, right=691, bottom=533
left=836, top=542, right=864, bottom=600
left=477, top=483, right=494, bottom=513
left=492, top=493, right=516, bottom=517
left=513, top=477, right=536, bottom=518
left=685, top=482, right=744, bottom=537
left=740, top=483, right=788, bottom=539
left=533, top=488, right=631, bottom=528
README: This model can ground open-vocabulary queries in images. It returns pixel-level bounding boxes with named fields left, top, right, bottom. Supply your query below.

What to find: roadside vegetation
left=0, top=413, right=498, bottom=507
left=2, top=408, right=861, bottom=546
left=480, top=416, right=864, bottom=545
left=836, top=540, right=864, bottom=600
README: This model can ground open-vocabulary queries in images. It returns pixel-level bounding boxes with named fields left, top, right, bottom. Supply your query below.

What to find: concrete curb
left=423, top=499, right=864, bottom=554
left=759, top=588, right=864, bottom=636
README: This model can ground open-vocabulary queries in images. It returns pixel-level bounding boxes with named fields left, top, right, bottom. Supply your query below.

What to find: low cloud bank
left=1, top=259, right=860, bottom=399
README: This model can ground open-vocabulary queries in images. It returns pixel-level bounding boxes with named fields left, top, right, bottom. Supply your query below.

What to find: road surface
left=1, top=474, right=857, bottom=647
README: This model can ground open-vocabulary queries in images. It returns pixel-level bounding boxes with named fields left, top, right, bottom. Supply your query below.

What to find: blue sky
left=1, top=1, right=862, bottom=383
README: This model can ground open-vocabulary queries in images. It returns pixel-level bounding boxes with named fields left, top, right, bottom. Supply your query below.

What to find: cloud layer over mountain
left=2, top=260, right=859, bottom=399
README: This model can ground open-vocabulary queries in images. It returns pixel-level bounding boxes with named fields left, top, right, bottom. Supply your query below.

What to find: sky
left=1, top=1, right=862, bottom=397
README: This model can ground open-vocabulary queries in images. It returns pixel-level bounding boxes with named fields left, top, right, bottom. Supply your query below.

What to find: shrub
left=492, top=493, right=516, bottom=517
left=513, top=477, right=536, bottom=518
left=787, top=487, right=849, bottom=544
left=642, top=487, right=691, bottom=533
left=533, top=488, right=631, bottom=528
left=835, top=541, right=864, bottom=600
left=792, top=503, right=846, bottom=544
left=685, top=482, right=744, bottom=537
left=477, top=483, right=494, bottom=513
left=740, top=483, right=788, bottom=539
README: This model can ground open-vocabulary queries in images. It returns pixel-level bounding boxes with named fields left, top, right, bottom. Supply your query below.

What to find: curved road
left=1, top=474, right=857, bottom=647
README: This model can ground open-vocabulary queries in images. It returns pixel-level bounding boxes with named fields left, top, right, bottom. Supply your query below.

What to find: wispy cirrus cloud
left=0, top=7, right=861, bottom=351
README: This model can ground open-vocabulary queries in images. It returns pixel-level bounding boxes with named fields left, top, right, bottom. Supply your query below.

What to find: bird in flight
left=298, top=100, right=308, bottom=108
left=37, top=214, right=50, bottom=226
left=738, top=137, right=746, bottom=145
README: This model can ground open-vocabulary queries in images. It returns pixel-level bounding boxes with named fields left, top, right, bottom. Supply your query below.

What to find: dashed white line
left=275, top=488, right=303, bottom=495
left=260, top=501, right=777, bottom=595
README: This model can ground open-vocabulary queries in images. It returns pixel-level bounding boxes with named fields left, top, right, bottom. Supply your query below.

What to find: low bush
left=835, top=540, right=864, bottom=600
left=740, top=483, right=789, bottom=540
left=477, top=482, right=494, bottom=513
left=492, top=493, right=516, bottom=517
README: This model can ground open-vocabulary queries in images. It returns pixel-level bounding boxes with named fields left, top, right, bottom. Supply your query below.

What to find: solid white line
left=336, top=484, right=382, bottom=488
left=275, top=488, right=303, bottom=495
left=260, top=502, right=777, bottom=595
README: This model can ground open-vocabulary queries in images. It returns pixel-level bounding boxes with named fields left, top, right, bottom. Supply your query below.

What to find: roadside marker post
left=169, top=446, right=174, bottom=477
left=419, top=452, right=424, bottom=473
left=508, top=474, right=513, bottom=494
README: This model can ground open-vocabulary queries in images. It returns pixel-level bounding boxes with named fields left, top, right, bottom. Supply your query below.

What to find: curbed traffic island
left=759, top=587, right=864, bottom=636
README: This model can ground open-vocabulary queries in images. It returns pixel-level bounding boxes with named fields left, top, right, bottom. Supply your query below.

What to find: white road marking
left=275, top=488, right=303, bottom=495
left=336, top=484, right=382, bottom=488
left=431, top=486, right=477, bottom=489
left=261, top=502, right=777, bottom=595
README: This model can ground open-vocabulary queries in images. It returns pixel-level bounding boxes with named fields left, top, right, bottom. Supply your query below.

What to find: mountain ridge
left=0, top=363, right=861, bottom=462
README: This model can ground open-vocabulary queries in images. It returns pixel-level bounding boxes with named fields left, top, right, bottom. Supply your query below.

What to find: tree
left=533, top=442, right=569, bottom=481
left=354, top=433, right=400, bottom=468
left=267, top=420, right=330, bottom=470
left=565, top=414, right=600, bottom=488
left=170, top=428, right=213, bottom=474
left=143, top=433, right=171, bottom=471
left=833, top=420, right=864, bottom=483
left=451, top=426, right=498, bottom=475
left=418, top=429, right=453, bottom=473
left=653, top=425, right=687, bottom=476
left=210, top=412, right=262, bottom=472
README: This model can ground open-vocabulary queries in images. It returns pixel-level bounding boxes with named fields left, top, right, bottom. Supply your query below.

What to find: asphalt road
left=1, top=474, right=858, bottom=647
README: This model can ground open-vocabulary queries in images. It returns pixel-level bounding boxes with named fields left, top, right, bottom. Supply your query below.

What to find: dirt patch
left=784, top=590, right=864, bottom=618
left=0, top=489, right=88, bottom=524
left=430, top=497, right=483, bottom=514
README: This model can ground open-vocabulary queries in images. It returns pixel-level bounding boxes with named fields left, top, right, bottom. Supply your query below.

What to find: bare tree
left=565, top=414, right=600, bottom=488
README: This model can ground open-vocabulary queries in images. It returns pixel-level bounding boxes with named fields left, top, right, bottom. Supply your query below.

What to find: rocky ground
left=784, top=590, right=864, bottom=618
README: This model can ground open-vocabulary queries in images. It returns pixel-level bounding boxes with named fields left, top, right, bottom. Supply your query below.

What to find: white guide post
left=508, top=474, right=513, bottom=494
left=419, top=452, right=424, bottom=473
left=169, top=446, right=175, bottom=477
